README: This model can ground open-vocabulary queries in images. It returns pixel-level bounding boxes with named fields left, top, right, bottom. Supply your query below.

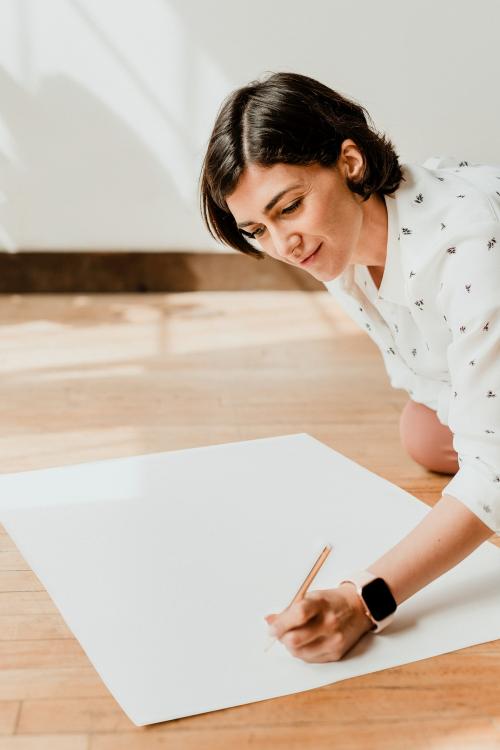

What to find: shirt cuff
left=442, top=464, right=500, bottom=534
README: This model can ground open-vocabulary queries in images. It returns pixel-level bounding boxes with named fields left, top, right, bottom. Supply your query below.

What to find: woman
left=199, top=72, right=499, bottom=662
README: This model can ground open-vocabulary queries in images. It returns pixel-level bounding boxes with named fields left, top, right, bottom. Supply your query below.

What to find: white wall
left=1, top=0, right=499, bottom=252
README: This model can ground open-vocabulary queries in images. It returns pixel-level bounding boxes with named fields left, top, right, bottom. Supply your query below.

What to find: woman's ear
left=339, top=139, right=365, bottom=182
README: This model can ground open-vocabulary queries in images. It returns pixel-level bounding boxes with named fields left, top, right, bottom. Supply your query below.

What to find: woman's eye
left=241, top=227, right=264, bottom=239
left=239, top=198, right=302, bottom=240
left=281, top=198, right=302, bottom=215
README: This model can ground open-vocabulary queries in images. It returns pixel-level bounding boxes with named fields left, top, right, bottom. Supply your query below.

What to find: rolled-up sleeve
left=438, top=226, right=500, bottom=533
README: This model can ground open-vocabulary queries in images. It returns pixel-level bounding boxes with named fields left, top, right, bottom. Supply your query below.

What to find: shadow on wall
left=0, top=65, right=200, bottom=253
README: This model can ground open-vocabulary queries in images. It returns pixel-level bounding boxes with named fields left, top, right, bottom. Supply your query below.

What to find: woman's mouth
left=300, top=243, right=322, bottom=266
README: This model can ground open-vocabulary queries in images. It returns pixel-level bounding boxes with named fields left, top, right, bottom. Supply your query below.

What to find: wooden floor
left=0, top=291, right=499, bottom=750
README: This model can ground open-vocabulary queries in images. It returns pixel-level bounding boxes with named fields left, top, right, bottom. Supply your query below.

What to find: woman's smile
left=299, top=242, right=322, bottom=266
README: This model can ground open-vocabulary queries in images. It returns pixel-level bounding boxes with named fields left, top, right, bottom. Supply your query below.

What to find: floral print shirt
left=324, top=155, right=500, bottom=534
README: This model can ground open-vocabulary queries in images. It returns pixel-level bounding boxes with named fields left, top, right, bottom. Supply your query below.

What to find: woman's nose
left=272, top=231, right=301, bottom=260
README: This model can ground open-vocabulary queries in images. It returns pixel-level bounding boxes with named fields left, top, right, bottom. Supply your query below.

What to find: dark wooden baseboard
left=0, top=252, right=323, bottom=293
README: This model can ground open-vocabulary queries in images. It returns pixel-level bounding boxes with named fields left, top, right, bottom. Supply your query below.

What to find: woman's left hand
left=264, top=583, right=374, bottom=663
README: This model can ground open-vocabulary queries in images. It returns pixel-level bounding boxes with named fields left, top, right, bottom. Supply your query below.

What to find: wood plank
left=0, top=703, right=19, bottom=736
left=0, top=736, right=88, bottom=750
left=0, top=593, right=59, bottom=617
left=0, top=575, right=44, bottom=595
left=0, top=669, right=109, bottom=701
left=0, top=640, right=88, bottom=670
left=0, top=536, right=17, bottom=553
left=0, top=616, right=73, bottom=641
left=14, top=657, right=500, bottom=734
left=0, top=553, right=30, bottom=573
left=16, top=699, right=132, bottom=734
left=88, top=719, right=500, bottom=750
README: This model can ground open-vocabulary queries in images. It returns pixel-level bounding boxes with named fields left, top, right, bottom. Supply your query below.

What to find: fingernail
left=267, top=625, right=278, bottom=638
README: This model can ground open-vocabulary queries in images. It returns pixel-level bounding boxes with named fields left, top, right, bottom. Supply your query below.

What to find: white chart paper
left=0, top=433, right=499, bottom=726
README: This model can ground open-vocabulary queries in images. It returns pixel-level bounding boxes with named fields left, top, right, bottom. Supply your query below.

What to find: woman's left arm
left=366, top=492, right=494, bottom=606
left=266, top=495, right=495, bottom=662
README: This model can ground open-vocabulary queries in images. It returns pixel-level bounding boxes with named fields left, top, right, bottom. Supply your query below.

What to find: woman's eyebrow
left=237, top=183, right=302, bottom=228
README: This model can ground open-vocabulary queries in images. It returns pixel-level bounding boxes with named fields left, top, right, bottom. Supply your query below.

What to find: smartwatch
left=339, top=570, right=397, bottom=633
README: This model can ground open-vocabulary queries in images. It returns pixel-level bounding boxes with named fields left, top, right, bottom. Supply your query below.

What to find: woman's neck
left=352, top=192, right=389, bottom=276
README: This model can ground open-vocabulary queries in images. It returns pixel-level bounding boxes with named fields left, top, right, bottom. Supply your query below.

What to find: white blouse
left=324, top=156, right=500, bottom=534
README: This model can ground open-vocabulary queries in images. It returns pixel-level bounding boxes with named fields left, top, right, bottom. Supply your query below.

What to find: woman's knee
left=399, top=399, right=459, bottom=475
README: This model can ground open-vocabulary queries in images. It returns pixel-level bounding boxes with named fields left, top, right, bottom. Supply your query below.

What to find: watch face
left=363, top=578, right=397, bottom=621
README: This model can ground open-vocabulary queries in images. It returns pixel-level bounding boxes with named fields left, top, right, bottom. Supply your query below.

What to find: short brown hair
left=199, top=71, right=404, bottom=259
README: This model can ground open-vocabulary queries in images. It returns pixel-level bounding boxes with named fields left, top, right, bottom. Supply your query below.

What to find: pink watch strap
left=339, top=570, right=395, bottom=633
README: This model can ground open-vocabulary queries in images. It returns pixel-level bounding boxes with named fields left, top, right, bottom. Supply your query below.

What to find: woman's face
left=226, top=140, right=384, bottom=283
